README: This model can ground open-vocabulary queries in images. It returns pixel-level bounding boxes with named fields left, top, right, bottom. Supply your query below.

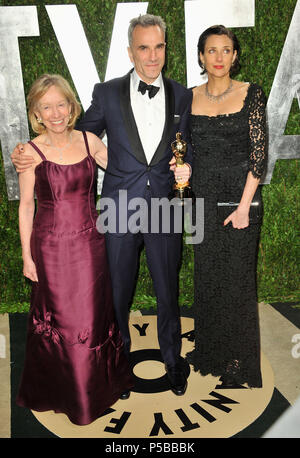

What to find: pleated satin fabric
left=16, top=132, right=133, bottom=425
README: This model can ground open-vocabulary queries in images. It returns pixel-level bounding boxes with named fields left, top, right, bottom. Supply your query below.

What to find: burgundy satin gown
left=16, top=131, right=133, bottom=425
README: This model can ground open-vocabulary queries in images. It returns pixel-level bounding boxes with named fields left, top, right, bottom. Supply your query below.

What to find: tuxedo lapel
left=119, top=71, right=175, bottom=166
left=150, top=76, right=175, bottom=166
left=119, top=70, right=147, bottom=164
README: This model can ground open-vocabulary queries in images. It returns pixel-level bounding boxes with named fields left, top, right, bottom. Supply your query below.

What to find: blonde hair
left=27, top=74, right=81, bottom=134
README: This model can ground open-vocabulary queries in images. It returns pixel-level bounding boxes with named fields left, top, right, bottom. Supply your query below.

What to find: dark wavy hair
left=197, top=25, right=241, bottom=76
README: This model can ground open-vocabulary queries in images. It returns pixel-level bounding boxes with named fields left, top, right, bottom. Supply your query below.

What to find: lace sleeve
left=248, top=85, right=267, bottom=179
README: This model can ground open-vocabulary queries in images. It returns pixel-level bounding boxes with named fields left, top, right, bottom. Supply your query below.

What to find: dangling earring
left=67, top=113, right=72, bottom=127
left=37, top=117, right=43, bottom=123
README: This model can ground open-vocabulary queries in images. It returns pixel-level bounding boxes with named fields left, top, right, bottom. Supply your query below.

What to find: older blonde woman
left=16, top=74, right=133, bottom=426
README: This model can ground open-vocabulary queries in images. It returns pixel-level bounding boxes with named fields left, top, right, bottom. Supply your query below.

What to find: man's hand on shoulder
left=11, top=143, right=35, bottom=173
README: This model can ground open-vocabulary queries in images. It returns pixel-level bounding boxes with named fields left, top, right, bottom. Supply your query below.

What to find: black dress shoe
left=119, top=390, right=131, bottom=400
left=165, top=365, right=187, bottom=396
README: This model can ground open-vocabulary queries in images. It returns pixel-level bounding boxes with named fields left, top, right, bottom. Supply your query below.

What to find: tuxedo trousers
left=104, top=211, right=182, bottom=368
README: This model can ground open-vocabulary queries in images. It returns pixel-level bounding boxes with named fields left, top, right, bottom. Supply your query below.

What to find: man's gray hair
left=128, top=14, right=166, bottom=46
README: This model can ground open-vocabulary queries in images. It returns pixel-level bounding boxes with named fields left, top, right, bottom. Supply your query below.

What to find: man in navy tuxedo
left=12, top=14, right=192, bottom=398
left=81, top=14, right=193, bottom=398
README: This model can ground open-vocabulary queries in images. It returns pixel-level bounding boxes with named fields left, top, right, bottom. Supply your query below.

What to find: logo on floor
left=32, top=315, right=274, bottom=438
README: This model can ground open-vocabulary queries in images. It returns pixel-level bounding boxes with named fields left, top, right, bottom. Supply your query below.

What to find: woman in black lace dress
left=187, top=25, right=267, bottom=388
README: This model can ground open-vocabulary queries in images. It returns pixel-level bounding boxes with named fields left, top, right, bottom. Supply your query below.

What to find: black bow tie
left=138, top=80, right=160, bottom=99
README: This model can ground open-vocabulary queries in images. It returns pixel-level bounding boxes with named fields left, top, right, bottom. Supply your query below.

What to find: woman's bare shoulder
left=233, top=80, right=250, bottom=93
left=192, top=83, right=206, bottom=95
left=24, top=135, right=44, bottom=166
left=84, top=130, right=101, bottom=143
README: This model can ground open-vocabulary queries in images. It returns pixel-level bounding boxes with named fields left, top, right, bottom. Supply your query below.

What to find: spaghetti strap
left=28, top=141, right=47, bottom=161
left=82, top=131, right=91, bottom=157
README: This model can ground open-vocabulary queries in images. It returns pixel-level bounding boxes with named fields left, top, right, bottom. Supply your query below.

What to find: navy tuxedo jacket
left=77, top=70, right=193, bottom=203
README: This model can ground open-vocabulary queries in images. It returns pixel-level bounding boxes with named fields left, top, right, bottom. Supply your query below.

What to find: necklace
left=47, top=132, right=73, bottom=161
left=205, top=80, right=233, bottom=103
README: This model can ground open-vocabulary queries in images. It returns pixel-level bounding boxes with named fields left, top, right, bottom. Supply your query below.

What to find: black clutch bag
left=217, top=201, right=262, bottom=224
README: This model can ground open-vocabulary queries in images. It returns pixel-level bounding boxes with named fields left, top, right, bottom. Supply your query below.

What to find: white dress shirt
left=130, top=69, right=165, bottom=165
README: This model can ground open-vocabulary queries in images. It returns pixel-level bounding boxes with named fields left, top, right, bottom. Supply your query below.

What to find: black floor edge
left=269, top=302, right=300, bottom=328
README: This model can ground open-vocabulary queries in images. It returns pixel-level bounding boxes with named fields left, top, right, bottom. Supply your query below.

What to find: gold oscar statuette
left=169, top=132, right=194, bottom=204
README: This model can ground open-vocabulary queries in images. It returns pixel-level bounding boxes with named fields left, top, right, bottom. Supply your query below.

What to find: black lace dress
left=187, top=83, right=267, bottom=388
